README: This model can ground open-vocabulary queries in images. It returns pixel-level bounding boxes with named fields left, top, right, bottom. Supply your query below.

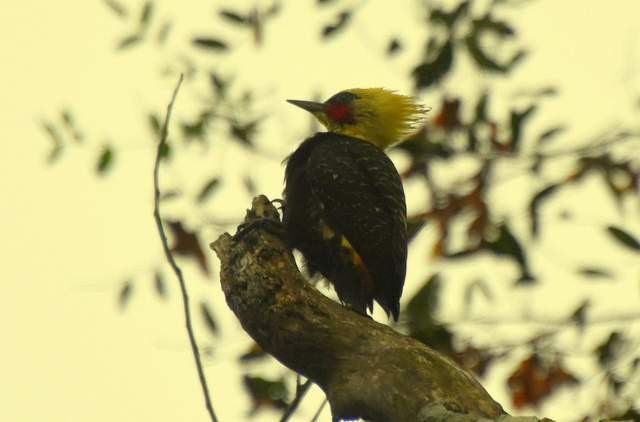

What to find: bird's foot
left=234, top=218, right=286, bottom=242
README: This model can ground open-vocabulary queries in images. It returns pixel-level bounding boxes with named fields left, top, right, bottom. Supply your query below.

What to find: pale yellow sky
left=2, top=1, right=640, bottom=421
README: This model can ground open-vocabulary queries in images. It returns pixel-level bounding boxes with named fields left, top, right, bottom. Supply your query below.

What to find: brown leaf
left=167, top=221, right=210, bottom=275
left=432, top=98, right=462, bottom=131
left=507, top=354, right=578, bottom=409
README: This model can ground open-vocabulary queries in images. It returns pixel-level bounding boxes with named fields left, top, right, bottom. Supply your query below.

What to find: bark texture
left=211, top=196, right=510, bottom=422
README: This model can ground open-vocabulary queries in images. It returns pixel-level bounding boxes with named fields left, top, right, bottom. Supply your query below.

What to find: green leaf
left=96, top=145, right=114, bottom=175
left=117, top=34, right=142, bottom=50
left=322, top=10, right=352, bottom=38
left=412, top=39, right=454, bottom=89
left=192, top=37, right=228, bottom=51
left=197, top=177, right=221, bottom=203
left=200, top=302, right=219, bottom=336
left=606, top=225, right=640, bottom=251
left=118, top=280, right=133, bottom=310
left=139, top=1, right=154, bottom=31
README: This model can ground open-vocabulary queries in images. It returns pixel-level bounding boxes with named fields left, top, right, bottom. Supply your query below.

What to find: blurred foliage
left=43, top=0, right=640, bottom=419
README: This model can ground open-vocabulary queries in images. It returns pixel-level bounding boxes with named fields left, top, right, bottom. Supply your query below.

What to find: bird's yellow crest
left=288, top=88, right=427, bottom=149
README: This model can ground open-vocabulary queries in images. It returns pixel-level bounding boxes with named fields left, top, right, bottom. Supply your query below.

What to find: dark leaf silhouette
left=577, top=267, right=613, bottom=279
left=167, top=220, right=210, bottom=275
left=387, top=38, right=402, bottom=56
left=473, top=92, right=489, bottom=123
left=103, top=0, right=127, bottom=18
left=154, top=270, right=167, bottom=299
left=243, top=176, right=257, bottom=195
left=158, top=141, right=171, bottom=161
left=193, top=37, right=229, bottom=51
left=322, top=10, right=352, bottom=38
left=219, top=9, right=250, bottom=25
left=210, top=72, right=228, bottom=97
left=536, top=126, right=566, bottom=146
left=230, top=120, right=259, bottom=146
left=61, top=109, right=83, bottom=142
left=413, top=39, right=454, bottom=89
left=429, top=1, right=470, bottom=29
left=528, top=184, right=560, bottom=237
left=96, top=145, right=115, bottom=175
left=118, top=280, right=133, bottom=310
left=595, top=331, right=625, bottom=367
left=465, top=32, right=526, bottom=73
left=148, top=113, right=162, bottom=136
left=197, top=177, right=221, bottom=203
left=157, top=20, right=172, bottom=44
left=117, top=34, right=142, bottom=50
left=139, top=1, right=154, bottom=31
left=569, top=300, right=589, bottom=330
left=243, top=375, right=289, bottom=415
left=41, top=120, right=64, bottom=164
left=509, top=105, right=536, bottom=151
left=200, top=301, right=219, bottom=336
left=606, top=226, right=640, bottom=251
left=483, top=223, right=534, bottom=283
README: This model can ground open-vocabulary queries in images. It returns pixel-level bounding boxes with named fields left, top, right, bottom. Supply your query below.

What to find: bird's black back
left=283, top=132, right=407, bottom=320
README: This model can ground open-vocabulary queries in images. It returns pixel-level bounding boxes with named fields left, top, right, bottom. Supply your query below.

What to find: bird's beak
left=286, top=99, right=326, bottom=114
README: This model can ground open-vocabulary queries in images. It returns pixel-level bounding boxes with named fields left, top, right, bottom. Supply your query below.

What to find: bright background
left=2, top=0, right=640, bottom=421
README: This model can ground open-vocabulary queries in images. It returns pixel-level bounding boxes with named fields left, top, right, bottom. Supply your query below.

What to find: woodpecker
left=283, top=88, right=425, bottom=320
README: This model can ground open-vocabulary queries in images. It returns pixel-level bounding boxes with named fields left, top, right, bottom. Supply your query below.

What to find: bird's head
left=287, top=88, right=427, bottom=149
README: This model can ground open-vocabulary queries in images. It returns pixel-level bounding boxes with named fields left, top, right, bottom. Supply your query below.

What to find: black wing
left=306, top=133, right=407, bottom=318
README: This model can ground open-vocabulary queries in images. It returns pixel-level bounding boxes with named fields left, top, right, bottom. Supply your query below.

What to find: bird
left=283, top=88, right=426, bottom=320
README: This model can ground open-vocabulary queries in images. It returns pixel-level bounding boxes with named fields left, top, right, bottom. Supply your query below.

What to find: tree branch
left=153, top=74, right=218, bottom=422
left=211, top=195, right=527, bottom=422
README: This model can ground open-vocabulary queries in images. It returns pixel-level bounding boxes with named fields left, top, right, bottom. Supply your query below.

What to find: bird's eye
left=326, top=103, right=352, bottom=123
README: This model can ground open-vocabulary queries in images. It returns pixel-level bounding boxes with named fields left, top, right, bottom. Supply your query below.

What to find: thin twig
left=310, top=399, right=327, bottom=422
left=153, top=74, right=219, bottom=422
left=280, top=378, right=312, bottom=422
left=454, top=311, right=640, bottom=328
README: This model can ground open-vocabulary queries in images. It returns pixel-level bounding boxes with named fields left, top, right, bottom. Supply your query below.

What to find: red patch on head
left=326, top=103, right=352, bottom=122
